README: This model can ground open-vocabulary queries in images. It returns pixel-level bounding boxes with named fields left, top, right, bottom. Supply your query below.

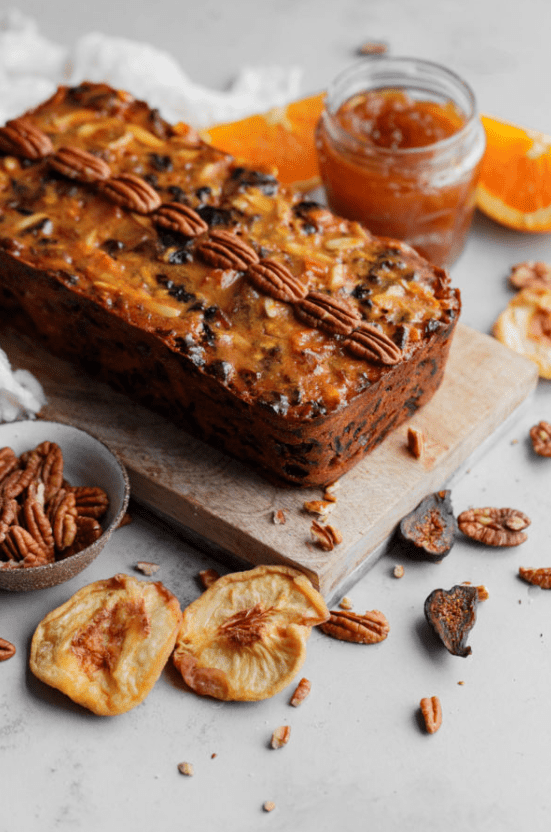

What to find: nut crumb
left=357, top=40, right=388, bottom=55
left=407, top=426, right=425, bottom=459
left=290, top=677, right=311, bottom=706
left=323, top=480, right=340, bottom=503
left=339, top=596, right=353, bottom=610
left=271, top=725, right=291, bottom=749
left=272, top=509, right=286, bottom=525
left=198, top=568, right=220, bottom=589
left=211, top=753, right=217, bottom=759
left=177, top=762, right=194, bottom=776
left=476, top=584, right=489, bottom=601
left=303, top=499, right=334, bottom=518
left=263, top=801, right=276, bottom=813
left=310, top=520, right=342, bottom=551
left=457, top=680, right=465, bottom=686
left=393, top=564, right=404, bottom=578
left=135, top=561, right=160, bottom=576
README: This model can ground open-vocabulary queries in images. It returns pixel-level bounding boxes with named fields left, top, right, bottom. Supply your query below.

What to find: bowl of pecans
left=0, top=420, right=130, bottom=591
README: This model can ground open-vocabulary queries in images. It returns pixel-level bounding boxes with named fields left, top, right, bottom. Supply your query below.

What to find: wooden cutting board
left=1, top=324, right=538, bottom=599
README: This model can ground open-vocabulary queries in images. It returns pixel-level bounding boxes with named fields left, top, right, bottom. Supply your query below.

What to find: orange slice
left=477, top=115, right=551, bottom=232
left=200, top=92, right=325, bottom=190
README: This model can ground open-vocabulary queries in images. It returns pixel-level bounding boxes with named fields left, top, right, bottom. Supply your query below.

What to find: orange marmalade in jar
left=316, top=58, right=486, bottom=266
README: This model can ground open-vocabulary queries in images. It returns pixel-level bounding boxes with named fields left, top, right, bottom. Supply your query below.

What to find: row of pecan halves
left=0, top=118, right=402, bottom=367
left=0, top=442, right=109, bottom=569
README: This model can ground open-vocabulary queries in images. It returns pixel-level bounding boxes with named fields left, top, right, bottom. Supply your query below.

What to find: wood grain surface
left=1, top=323, right=538, bottom=597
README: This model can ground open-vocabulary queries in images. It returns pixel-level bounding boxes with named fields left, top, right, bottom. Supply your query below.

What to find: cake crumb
left=263, top=801, right=276, bottom=813
left=177, top=762, right=194, bottom=776
left=393, top=564, right=405, bottom=578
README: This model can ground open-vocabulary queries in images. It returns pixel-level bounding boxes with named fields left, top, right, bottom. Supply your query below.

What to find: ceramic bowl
left=0, top=420, right=129, bottom=591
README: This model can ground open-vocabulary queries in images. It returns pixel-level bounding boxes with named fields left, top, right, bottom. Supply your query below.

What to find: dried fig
left=398, top=490, right=457, bottom=561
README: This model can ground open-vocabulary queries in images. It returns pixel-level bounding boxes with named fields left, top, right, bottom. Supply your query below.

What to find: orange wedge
left=200, top=92, right=325, bottom=190
left=477, top=115, right=551, bottom=232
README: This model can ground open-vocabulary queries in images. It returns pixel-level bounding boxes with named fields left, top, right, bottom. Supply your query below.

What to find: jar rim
left=324, top=56, right=481, bottom=157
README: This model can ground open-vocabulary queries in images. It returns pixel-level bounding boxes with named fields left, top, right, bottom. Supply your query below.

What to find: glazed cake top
left=0, top=83, right=460, bottom=421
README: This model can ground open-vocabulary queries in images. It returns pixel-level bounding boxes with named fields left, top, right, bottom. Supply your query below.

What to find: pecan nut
left=457, top=507, right=530, bottom=547
left=48, top=145, right=111, bottom=183
left=0, top=637, right=16, bottom=661
left=529, top=421, right=551, bottom=456
left=0, top=117, right=53, bottom=159
left=1, top=450, right=41, bottom=499
left=510, top=261, right=551, bottom=291
left=195, top=229, right=259, bottom=270
left=518, top=567, right=551, bottom=589
left=68, top=485, right=109, bottom=519
left=61, top=516, right=102, bottom=557
left=152, top=202, right=208, bottom=237
left=247, top=259, right=307, bottom=302
left=289, top=677, right=311, bottom=706
left=102, top=173, right=161, bottom=214
left=47, top=489, right=78, bottom=551
left=420, top=696, right=442, bottom=734
left=344, top=323, right=402, bottom=365
left=22, top=497, right=55, bottom=559
left=0, top=447, right=19, bottom=483
left=319, top=609, right=389, bottom=644
left=35, top=441, right=64, bottom=503
left=0, top=525, right=49, bottom=567
left=295, top=292, right=361, bottom=336
left=310, top=520, right=342, bottom=551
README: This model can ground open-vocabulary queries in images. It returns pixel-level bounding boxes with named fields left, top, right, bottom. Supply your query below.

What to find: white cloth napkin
left=0, top=8, right=303, bottom=420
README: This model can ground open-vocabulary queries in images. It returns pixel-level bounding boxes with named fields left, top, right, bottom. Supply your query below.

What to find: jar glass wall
left=315, top=57, right=486, bottom=267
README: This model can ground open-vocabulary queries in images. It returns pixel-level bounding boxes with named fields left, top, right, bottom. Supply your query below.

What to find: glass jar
left=315, top=57, right=486, bottom=267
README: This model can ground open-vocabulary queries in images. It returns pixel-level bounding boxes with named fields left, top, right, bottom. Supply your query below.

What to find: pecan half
left=47, top=489, right=78, bottom=551
left=0, top=117, right=53, bottom=159
left=344, top=323, right=402, bottom=365
left=195, top=229, right=259, bottom=270
left=35, top=441, right=64, bottom=503
left=22, top=497, right=55, bottom=559
left=310, top=520, right=342, bottom=551
left=68, top=485, right=109, bottom=519
left=0, top=638, right=16, bottom=661
left=102, top=173, right=161, bottom=214
left=518, top=567, right=551, bottom=589
left=247, top=259, right=307, bottom=302
left=152, top=202, right=208, bottom=237
left=457, top=507, right=530, bottom=547
left=294, top=292, right=361, bottom=336
left=529, top=421, right=551, bottom=456
left=0, top=525, right=49, bottom=567
left=1, top=450, right=41, bottom=499
left=510, top=260, right=551, bottom=291
left=48, top=146, right=111, bottom=183
left=0, top=447, right=18, bottom=483
left=61, top=516, right=102, bottom=557
left=420, top=696, right=442, bottom=734
left=319, top=609, right=389, bottom=644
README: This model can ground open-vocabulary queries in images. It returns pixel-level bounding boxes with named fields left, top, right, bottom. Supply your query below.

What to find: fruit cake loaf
left=0, top=83, right=460, bottom=487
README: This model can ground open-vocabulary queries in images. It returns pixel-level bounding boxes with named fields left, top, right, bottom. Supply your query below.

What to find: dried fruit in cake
left=398, top=490, right=457, bottom=561
left=493, top=286, right=551, bottom=378
left=172, top=565, right=329, bottom=701
left=477, top=115, right=551, bottom=232
left=424, top=584, right=478, bottom=657
left=30, top=573, right=183, bottom=715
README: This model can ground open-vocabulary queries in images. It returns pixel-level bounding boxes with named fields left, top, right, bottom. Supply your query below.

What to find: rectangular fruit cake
left=0, top=83, right=460, bottom=487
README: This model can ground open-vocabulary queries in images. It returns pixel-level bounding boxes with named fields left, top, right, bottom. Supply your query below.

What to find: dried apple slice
left=173, top=564, right=329, bottom=701
left=493, top=286, right=551, bottom=378
left=30, top=573, right=183, bottom=715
